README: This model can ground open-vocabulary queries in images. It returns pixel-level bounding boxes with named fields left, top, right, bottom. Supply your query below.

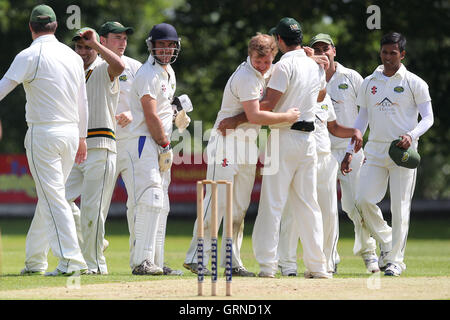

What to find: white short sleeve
left=356, top=77, right=371, bottom=109
left=267, top=62, right=290, bottom=93
left=134, top=72, right=158, bottom=100
left=327, top=101, right=337, bottom=122
left=234, top=74, right=261, bottom=102
left=410, top=76, right=431, bottom=105
left=4, top=50, right=37, bottom=84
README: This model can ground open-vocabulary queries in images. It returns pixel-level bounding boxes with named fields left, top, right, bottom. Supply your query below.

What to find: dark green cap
left=273, top=17, right=302, bottom=39
left=99, top=21, right=134, bottom=36
left=268, top=27, right=277, bottom=36
left=30, top=4, right=56, bottom=23
left=72, top=27, right=100, bottom=43
left=309, top=33, right=334, bottom=47
left=388, top=139, right=421, bottom=169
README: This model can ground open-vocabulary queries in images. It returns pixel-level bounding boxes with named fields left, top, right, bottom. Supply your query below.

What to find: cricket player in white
left=65, top=27, right=125, bottom=274
left=0, top=5, right=88, bottom=275
left=127, top=23, right=186, bottom=275
left=250, top=17, right=331, bottom=278
left=341, top=32, right=433, bottom=276
left=278, top=94, right=363, bottom=275
left=310, top=33, right=379, bottom=272
left=98, top=21, right=144, bottom=271
left=183, top=34, right=299, bottom=277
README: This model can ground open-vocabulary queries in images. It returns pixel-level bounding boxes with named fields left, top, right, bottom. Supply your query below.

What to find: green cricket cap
left=272, top=17, right=302, bottom=39
left=72, top=27, right=100, bottom=43
left=30, top=4, right=56, bottom=23
left=268, top=27, right=277, bottom=36
left=309, top=33, right=335, bottom=47
left=388, top=139, right=421, bottom=169
left=99, top=21, right=134, bottom=36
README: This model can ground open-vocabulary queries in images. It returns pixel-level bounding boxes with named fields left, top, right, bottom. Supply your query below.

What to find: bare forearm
left=327, top=121, right=356, bottom=138
left=231, top=112, right=249, bottom=126
left=91, top=42, right=124, bottom=77
left=247, top=110, right=291, bottom=125
left=145, top=114, right=169, bottom=146
left=141, top=95, right=169, bottom=146
left=260, top=100, right=274, bottom=111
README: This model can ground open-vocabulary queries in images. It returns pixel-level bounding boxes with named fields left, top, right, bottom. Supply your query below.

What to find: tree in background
left=0, top=0, right=449, bottom=199
left=171, top=0, right=450, bottom=199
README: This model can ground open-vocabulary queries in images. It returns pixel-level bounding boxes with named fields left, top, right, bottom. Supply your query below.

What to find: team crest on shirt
left=376, top=97, right=399, bottom=109
left=119, top=75, right=128, bottom=81
left=394, top=86, right=404, bottom=93
left=371, top=86, right=377, bottom=94
left=161, top=84, right=167, bottom=92
left=321, top=104, right=329, bottom=111
left=221, top=158, right=229, bottom=167
left=338, top=83, right=348, bottom=90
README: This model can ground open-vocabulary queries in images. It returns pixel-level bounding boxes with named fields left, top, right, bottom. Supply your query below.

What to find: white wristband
left=346, top=142, right=355, bottom=155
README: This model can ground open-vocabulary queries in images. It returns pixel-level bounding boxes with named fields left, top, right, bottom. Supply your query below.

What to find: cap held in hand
left=388, top=139, right=421, bottom=169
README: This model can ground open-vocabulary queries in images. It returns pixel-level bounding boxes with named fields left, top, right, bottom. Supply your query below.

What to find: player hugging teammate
left=0, top=5, right=432, bottom=279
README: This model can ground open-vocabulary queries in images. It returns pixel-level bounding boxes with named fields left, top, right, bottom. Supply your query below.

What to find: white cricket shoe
left=258, top=271, right=276, bottom=278
left=44, top=268, right=88, bottom=276
left=163, top=265, right=183, bottom=276
left=304, top=270, right=333, bottom=279
left=279, top=265, right=297, bottom=276
left=384, top=263, right=402, bottom=277
left=132, top=259, right=163, bottom=275
left=362, top=253, right=380, bottom=273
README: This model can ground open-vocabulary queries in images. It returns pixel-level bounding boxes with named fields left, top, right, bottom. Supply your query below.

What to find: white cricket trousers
left=332, top=148, right=377, bottom=256
left=356, top=141, right=415, bottom=271
left=66, top=148, right=116, bottom=274
left=184, top=133, right=257, bottom=269
left=252, top=129, right=327, bottom=275
left=24, top=123, right=87, bottom=273
left=114, top=138, right=136, bottom=268
left=278, top=152, right=339, bottom=274
left=126, top=136, right=170, bottom=269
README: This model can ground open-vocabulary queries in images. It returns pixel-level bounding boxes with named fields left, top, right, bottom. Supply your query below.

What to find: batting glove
left=174, top=109, right=191, bottom=133
left=158, top=143, right=173, bottom=172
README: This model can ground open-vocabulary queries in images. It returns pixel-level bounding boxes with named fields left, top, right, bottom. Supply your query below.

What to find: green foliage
left=0, top=0, right=182, bottom=153
left=0, top=0, right=449, bottom=198
left=169, top=0, right=450, bottom=199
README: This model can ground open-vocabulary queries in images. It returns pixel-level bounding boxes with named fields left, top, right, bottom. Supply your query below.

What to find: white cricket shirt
left=129, top=55, right=176, bottom=138
left=327, top=62, right=363, bottom=149
left=267, top=49, right=326, bottom=128
left=314, top=94, right=336, bottom=154
left=85, top=56, right=120, bottom=152
left=213, top=56, right=270, bottom=139
left=4, top=35, right=87, bottom=130
left=116, top=55, right=142, bottom=140
left=356, top=64, right=431, bottom=143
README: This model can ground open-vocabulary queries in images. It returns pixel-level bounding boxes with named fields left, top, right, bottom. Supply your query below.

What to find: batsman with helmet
left=126, top=23, right=189, bottom=275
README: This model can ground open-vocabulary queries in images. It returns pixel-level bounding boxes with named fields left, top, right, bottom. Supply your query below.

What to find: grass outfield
left=0, top=215, right=449, bottom=299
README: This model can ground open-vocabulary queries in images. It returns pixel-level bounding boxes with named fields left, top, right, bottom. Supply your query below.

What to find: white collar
left=280, top=48, right=306, bottom=60
left=373, top=63, right=407, bottom=80
left=31, top=34, right=57, bottom=45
